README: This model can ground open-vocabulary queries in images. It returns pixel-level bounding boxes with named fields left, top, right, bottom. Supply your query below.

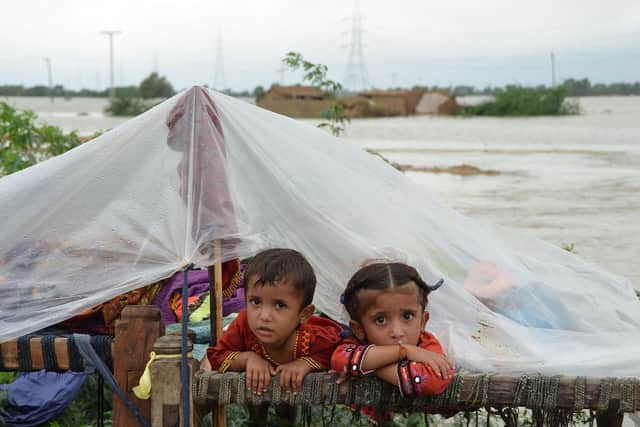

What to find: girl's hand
left=405, top=345, right=453, bottom=379
left=245, top=352, right=276, bottom=395
left=275, top=359, right=312, bottom=394
left=329, top=366, right=349, bottom=385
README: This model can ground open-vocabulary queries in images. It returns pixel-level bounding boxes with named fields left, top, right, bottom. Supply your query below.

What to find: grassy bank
left=457, top=86, right=579, bottom=117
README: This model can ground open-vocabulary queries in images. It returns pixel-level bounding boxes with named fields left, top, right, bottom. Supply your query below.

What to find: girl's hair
left=342, top=262, right=442, bottom=321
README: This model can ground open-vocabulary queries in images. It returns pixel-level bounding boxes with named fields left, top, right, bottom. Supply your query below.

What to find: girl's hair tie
left=427, top=278, right=444, bottom=293
left=340, top=293, right=346, bottom=304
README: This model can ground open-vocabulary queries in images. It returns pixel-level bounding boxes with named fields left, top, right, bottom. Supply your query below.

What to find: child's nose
left=259, top=307, right=273, bottom=321
left=390, top=322, right=405, bottom=339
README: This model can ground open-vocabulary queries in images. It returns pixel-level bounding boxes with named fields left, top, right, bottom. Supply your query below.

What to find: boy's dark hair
left=342, top=262, right=437, bottom=321
left=245, top=248, right=316, bottom=307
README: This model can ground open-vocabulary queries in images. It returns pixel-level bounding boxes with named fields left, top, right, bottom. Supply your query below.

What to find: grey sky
left=1, top=0, right=639, bottom=91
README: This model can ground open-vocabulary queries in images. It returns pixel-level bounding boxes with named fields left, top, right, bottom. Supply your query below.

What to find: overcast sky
left=2, top=0, right=639, bottom=91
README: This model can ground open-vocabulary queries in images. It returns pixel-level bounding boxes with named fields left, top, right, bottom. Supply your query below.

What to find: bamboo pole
left=212, top=240, right=226, bottom=427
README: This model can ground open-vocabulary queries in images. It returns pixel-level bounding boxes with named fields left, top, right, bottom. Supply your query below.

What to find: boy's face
left=349, top=281, right=428, bottom=346
left=245, top=274, right=314, bottom=350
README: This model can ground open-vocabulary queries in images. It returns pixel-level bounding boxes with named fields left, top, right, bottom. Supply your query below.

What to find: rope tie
left=324, top=375, right=339, bottom=405
left=619, top=378, right=639, bottom=412
left=67, top=335, right=84, bottom=371
left=573, top=376, right=586, bottom=411
left=513, top=375, right=529, bottom=407
left=543, top=376, right=561, bottom=410
left=17, top=335, right=33, bottom=371
left=597, top=378, right=614, bottom=411
left=236, top=373, right=246, bottom=404
left=468, top=373, right=491, bottom=408
left=41, top=335, right=58, bottom=371
left=193, top=372, right=211, bottom=405
left=271, top=377, right=283, bottom=405
left=132, top=351, right=193, bottom=400
left=90, top=335, right=113, bottom=369
left=218, top=371, right=233, bottom=404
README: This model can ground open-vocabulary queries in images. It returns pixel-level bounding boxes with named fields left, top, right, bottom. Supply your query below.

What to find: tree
left=0, top=102, right=83, bottom=176
left=252, top=85, right=265, bottom=99
left=138, top=72, right=175, bottom=99
left=282, top=52, right=348, bottom=136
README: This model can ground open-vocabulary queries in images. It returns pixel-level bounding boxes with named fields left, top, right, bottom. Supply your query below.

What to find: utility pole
left=42, top=57, right=53, bottom=103
left=101, top=30, right=121, bottom=99
left=550, top=52, right=556, bottom=87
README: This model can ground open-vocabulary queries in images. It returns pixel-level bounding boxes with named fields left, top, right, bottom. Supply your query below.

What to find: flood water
left=4, top=95, right=639, bottom=287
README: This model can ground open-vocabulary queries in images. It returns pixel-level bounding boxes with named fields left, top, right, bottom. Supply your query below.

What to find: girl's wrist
left=398, top=343, right=408, bottom=361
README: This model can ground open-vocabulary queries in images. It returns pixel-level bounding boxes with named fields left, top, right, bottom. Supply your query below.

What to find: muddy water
left=343, top=97, right=640, bottom=287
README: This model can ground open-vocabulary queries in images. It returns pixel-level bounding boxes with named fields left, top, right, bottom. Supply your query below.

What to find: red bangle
left=398, top=344, right=407, bottom=361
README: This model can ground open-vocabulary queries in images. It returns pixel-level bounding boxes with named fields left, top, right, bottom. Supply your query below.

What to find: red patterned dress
left=331, top=331, right=454, bottom=396
left=207, top=310, right=342, bottom=372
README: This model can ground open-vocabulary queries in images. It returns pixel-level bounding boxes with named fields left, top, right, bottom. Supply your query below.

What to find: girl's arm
left=375, top=361, right=454, bottom=396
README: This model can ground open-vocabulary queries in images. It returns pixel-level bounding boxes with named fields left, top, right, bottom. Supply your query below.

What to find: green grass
left=457, top=86, right=579, bottom=117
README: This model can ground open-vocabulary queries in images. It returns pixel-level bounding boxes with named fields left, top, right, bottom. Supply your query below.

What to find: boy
left=205, top=248, right=342, bottom=396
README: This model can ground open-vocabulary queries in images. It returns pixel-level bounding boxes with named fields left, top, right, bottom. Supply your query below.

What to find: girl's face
left=349, top=281, right=428, bottom=346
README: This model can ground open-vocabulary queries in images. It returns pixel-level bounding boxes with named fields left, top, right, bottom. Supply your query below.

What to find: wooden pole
left=113, top=305, right=164, bottom=427
left=150, top=334, right=198, bottom=427
left=213, top=241, right=225, bottom=427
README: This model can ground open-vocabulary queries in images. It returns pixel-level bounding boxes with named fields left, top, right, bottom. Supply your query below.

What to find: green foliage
left=0, top=101, right=83, bottom=176
left=105, top=95, right=156, bottom=117
left=252, top=85, right=266, bottom=99
left=105, top=74, right=173, bottom=116
left=562, top=243, right=576, bottom=253
left=457, top=86, right=579, bottom=117
left=45, top=375, right=113, bottom=427
left=282, top=52, right=348, bottom=136
left=139, top=72, right=175, bottom=99
left=562, top=78, right=640, bottom=96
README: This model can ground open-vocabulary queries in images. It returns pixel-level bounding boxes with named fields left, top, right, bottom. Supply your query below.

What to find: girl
left=331, top=262, right=454, bottom=398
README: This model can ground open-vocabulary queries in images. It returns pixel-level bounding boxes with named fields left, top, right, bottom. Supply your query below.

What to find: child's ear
left=349, top=319, right=366, bottom=341
left=421, top=310, right=430, bottom=330
left=299, top=304, right=315, bottom=324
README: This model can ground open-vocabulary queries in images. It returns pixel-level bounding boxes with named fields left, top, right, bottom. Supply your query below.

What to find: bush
left=0, top=102, right=83, bottom=176
left=105, top=95, right=158, bottom=117
left=457, top=86, right=579, bottom=117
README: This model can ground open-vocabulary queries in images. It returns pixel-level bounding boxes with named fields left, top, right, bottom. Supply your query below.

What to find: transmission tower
left=213, top=30, right=227, bottom=90
left=343, top=0, right=369, bottom=92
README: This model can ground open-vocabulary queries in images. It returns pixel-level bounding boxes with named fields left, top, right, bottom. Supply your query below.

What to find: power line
left=343, top=0, right=369, bottom=92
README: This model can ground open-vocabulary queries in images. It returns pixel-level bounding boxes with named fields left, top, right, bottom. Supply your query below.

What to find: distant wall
left=257, top=98, right=332, bottom=118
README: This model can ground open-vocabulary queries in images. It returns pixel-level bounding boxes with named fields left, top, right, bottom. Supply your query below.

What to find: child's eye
left=403, top=312, right=415, bottom=321
left=374, top=316, right=386, bottom=325
left=249, top=297, right=260, bottom=305
left=275, top=301, right=287, bottom=309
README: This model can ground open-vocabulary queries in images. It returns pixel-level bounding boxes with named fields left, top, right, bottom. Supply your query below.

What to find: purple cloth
left=224, top=286, right=245, bottom=315
left=152, top=268, right=245, bottom=325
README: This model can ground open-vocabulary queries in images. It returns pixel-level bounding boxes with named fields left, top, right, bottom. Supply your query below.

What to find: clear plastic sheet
left=1, top=87, right=639, bottom=376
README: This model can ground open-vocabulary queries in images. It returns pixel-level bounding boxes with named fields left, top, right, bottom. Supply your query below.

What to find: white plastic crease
left=1, top=87, right=639, bottom=376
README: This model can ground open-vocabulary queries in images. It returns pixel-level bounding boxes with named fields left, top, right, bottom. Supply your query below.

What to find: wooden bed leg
left=150, top=334, right=198, bottom=427
left=113, top=305, right=164, bottom=427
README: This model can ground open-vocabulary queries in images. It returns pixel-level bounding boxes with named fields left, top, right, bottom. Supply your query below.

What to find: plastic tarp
left=1, top=86, right=639, bottom=376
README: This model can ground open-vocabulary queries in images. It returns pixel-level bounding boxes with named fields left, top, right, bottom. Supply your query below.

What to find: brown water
left=5, top=95, right=639, bottom=287
left=342, top=97, right=640, bottom=288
